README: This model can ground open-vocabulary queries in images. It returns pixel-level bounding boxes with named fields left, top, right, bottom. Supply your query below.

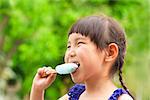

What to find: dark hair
left=68, top=15, right=134, bottom=98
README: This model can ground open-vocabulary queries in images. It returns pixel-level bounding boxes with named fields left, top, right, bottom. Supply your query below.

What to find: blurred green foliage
left=0, top=0, right=149, bottom=99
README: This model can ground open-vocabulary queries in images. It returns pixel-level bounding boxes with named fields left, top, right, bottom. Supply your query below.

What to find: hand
left=32, top=66, right=57, bottom=91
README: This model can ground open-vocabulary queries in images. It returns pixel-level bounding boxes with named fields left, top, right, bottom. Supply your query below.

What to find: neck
left=84, top=74, right=117, bottom=97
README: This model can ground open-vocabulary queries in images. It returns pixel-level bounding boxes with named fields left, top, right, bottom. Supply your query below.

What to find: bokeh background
left=0, top=0, right=149, bottom=100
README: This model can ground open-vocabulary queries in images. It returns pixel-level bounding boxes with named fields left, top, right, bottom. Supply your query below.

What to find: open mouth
left=73, top=62, right=80, bottom=67
left=71, top=61, right=80, bottom=74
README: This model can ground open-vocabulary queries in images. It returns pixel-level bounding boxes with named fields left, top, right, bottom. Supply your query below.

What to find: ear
left=104, top=43, right=118, bottom=62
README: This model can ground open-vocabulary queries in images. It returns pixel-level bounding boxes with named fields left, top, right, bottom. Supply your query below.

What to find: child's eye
left=77, top=41, right=85, bottom=46
left=77, top=41, right=85, bottom=44
left=67, top=45, right=71, bottom=48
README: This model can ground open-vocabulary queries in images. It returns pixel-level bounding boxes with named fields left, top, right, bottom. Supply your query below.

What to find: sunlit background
left=0, top=0, right=149, bottom=100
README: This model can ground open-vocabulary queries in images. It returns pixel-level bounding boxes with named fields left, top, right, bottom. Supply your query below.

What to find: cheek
left=78, top=47, right=104, bottom=73
left=77, top=48, right=96, bottom=72
left=77, top=47, right=98, bottom=64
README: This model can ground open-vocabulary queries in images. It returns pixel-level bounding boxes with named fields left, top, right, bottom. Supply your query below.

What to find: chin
left=71, top=76, right=84, bottom=84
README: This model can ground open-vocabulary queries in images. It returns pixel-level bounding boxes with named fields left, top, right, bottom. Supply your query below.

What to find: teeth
left=73, top=62, right=80, bottom=67
left=76, top=63, right=80, bottom=67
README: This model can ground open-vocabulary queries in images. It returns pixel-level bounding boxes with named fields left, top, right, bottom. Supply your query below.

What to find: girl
left=30, top=15, right=134, bottom=100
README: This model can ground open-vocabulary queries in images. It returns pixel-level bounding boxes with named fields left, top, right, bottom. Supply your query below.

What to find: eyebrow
left=67, top=37, right=86, bottom=44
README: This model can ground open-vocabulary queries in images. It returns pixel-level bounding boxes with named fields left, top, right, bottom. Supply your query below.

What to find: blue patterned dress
left=68, top=84, right=127, bottom=100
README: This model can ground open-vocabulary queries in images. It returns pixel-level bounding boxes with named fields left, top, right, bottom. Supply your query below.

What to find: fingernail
left=46, top=71, right=51, bottom=74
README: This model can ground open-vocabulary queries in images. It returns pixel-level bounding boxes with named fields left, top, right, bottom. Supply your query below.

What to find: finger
left=45, top=67, right=57, bottom=74
left=42, top=67, right=52, bottom=76
left=42, top=67, right=56, bottom=78
left=38, top=66, right=47, bottom=77
left=46, top=73, right=57, bottom=85
left=45, top=67, right=52, bottom=73
left=38, top=66, right=47, bottom=73
left=37, top=68, right=44, bottom=76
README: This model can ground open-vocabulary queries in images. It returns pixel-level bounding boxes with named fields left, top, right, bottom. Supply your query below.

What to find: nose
left=68, top=48, right=76, bottom=57
left=65, top=47, right=76, bottom=63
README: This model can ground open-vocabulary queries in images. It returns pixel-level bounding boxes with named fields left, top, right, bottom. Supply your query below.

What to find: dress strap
left=108, top=88, right=127, bottom=100
left=68, top=84, right=85, bottom=100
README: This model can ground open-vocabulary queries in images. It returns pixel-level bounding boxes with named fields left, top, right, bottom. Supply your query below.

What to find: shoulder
left=118, top=94, right=133, bottom=100
left=58, top=94, right=69, bottom=100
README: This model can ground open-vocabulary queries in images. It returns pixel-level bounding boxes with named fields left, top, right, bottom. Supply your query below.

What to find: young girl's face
left=64, top=33, right=106, bottom=83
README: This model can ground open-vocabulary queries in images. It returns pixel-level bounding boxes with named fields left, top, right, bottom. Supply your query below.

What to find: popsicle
left=55, top=63, right=78, bottom=74
left=41, top=63, right=78, bottom=77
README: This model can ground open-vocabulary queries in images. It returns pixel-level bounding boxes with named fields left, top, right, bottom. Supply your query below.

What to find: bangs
left=68, top=16, right=109, bottom=48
